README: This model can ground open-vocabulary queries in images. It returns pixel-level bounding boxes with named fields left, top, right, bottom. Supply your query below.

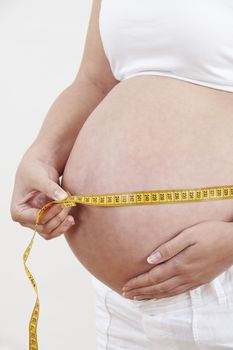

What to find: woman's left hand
left=122, top=220, right=233, bottom=300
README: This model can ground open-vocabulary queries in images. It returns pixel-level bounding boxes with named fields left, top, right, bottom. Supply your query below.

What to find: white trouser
left=91, top=264, right=233, bottom=349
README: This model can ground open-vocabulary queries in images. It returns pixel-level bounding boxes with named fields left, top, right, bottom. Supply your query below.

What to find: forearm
left=26, top=79, right=109, bottom=173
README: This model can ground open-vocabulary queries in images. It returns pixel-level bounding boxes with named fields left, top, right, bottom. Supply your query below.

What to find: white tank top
left=99, top=0, right=233, bottom=92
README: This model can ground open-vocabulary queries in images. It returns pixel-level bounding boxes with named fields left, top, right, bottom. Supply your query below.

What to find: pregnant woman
left=11, top=0, right=233, bottom=349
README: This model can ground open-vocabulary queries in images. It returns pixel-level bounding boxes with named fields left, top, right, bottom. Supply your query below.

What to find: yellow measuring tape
left=23, top=183, right=233, bottom=349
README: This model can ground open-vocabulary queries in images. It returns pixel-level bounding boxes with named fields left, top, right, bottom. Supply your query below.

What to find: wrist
left=24, top=139, right=69, bottom=175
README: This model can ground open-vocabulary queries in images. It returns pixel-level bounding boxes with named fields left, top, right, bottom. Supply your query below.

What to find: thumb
left=38, top=177, right=69, bottom=201
left=147, top=230, right=192, bottom=264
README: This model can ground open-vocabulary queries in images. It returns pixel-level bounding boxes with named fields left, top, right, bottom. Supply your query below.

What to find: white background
left=0, top=1, right=97, bottom=349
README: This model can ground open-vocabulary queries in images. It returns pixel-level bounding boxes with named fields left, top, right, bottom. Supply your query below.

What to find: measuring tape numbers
left=23, top=183, right=233, bottom=349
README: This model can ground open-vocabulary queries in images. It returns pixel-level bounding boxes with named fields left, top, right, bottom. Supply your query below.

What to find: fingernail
left=122, top=286, right=129, bottom=292
left=68, top=217, right=75, bottom=226
left=147, top=251, right=161, bottom=264
left=54, top=189, right=68, bottom=200
left=122, top=293, right=132, bottom=299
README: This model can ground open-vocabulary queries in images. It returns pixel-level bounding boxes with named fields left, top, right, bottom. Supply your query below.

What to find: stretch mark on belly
left=23, top=183, right=233, bottom=349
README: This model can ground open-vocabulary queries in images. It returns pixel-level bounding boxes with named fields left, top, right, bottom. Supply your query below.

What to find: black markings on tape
left=24, top=184, right=233, bottom=350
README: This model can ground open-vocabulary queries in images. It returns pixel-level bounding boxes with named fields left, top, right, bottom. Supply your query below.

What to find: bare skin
left=10, top=0, right=233, bottom=297
left=10, top=0, right=118, bottom=238
left=62, top=74, right=233, bottom=295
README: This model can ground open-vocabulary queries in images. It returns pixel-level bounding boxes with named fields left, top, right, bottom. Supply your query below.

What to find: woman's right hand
left=10, top=148, right=76, bottom=240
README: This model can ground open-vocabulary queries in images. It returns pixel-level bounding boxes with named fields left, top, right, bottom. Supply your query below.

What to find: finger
left=21, top=207, right=74, bottom=232
left=14, top=207, right=41, bottom=226
left=40, top=215, right=75, bottom=240
left=38, top=207, right=74, bottom=235
left=128, top=285, right=192, bottom=301
left=15, top=202, right=66, bottom=227
left=147, top=231, right=194, bottom=265
left=26, top=192, right=52, bottom=209
left=27, top=168, right=68, bottom=201
left=123, top=275, right=182, bottom=299
left=122, top=261, right=175, bottom=292
left=145, top=283, right=195, bottom=300
left=24, top=213, right=76, bottom=238
left=38, top=204, right=71, bottom=225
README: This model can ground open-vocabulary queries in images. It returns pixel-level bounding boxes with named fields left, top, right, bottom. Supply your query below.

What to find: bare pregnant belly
left=62, top=75, right=233, bottom=295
